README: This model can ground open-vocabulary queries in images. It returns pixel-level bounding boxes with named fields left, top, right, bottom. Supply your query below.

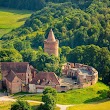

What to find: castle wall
left=63, top=62, right=98, bottom=89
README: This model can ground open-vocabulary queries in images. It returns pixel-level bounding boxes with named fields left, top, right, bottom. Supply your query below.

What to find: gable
left=12, top=76, right=21, bottom=83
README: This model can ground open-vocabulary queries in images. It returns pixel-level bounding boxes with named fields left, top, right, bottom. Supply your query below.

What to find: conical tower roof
left=47, top=29, right=56, bottom=42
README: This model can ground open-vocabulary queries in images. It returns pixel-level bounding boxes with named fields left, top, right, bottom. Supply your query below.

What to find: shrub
left=107, top=90, right=110, bottom=98
left=11, top=100, right=31, bottom=110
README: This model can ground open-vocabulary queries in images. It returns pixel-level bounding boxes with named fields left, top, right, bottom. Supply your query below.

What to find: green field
left=0, top=8, right=32, bottom=37
left=0, top=101, right=39, bottom=110
left=0, top=101, right=60, bottom=110
left=68, top=100, right=110, bottom=110
left=16, top=82, right=109, bottom=104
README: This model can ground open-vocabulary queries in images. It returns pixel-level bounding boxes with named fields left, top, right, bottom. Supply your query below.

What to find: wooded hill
left=1, top=0, right=110, bottom=50
left=0, top=0, right=110, bottom=85
left=0, top=0, right=94, bottom=10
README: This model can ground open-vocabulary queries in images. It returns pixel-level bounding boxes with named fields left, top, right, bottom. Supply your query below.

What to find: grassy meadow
left=67, top=100, right=110, bottom=110
left=15, top=82, right=109, bottom=104
left=0, top=101, right=60, bottom=110
left=0, top=8, right=32, bottom=37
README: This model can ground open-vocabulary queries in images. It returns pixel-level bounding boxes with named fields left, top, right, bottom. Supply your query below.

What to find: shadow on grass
left=31, top=105, right=39, bottom=110
left=17, top=17, right=29, bottom=22
left=84, top=90, right=108, bottom=103
left=0, top=7, right=32, bottom=15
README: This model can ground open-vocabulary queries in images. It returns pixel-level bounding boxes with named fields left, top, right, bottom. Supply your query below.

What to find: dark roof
left=1, top=62, right=29, bottom=73
left=31, top=72, right=60, bottom=85
left=5, top=70, right=19, bottom=82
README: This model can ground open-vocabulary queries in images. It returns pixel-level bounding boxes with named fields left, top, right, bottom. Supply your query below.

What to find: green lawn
left=0, top=7, right=32, bottom=37
left=67, top=100, right=110, bottom=110
left=57, top=82, right=109, bottom=104
left=16, top=82, right=109, bottom=104
left=0, top=101, right=60, bottom=110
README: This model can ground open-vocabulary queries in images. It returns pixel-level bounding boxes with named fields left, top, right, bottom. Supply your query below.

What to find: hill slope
left=0, top=0, right=94, bottom=11
left=68, top=100, right=110, bottom=110
left=0, top=8, right=31, bottom=38
left=1, top=1, right=110, bottom=50
left=16, top=82, right=109, bottom=104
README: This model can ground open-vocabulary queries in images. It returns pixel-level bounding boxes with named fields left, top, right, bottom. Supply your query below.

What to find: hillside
left=15, top=82, right=109, bottom=104
left=0, top=8, right=32, bottom=37
left=1, top=0, right=110, bottom=50
left=0, top=0, right=110, bottom=85
left=68, top=100, right=110, bottom=110
left=0, top=0, right=94, bottom=11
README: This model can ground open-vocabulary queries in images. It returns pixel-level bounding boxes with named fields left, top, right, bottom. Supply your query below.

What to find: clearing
left=0, top=7, right=32, bottom=37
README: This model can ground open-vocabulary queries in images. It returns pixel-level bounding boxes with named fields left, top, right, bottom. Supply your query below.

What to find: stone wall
left=44, top=40, right=59, bottom=57
left=62, top=62, right=98, bottom=89
left=29, top=84, right=36, bottom=93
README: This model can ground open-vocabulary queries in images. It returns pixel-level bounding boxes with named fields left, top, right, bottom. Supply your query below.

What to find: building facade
left=1, top=62, right=32, bottom=93
left=29, top=72, right=60, bottom=93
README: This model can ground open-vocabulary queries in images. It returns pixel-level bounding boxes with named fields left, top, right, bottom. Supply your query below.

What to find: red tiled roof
left=31, top=72, right=60, bottom=85
left=5, top=70, right=20, bottom=82
left=1, top=62, right=29, bottom=73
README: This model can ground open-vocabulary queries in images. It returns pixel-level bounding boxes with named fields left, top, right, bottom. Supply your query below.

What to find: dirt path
left=0, top=95, right=74, bottom=110
left=56, top=104, right=73, bottom=110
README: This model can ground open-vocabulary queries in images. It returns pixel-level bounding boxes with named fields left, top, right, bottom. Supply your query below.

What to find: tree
left=0, top=49, right=23, bottom=62
left=107, top=90, right=110, bottom=98
left=11, top=100, right=31, bottom=110
left=38, top=87, right=57, bottom=110
left=13, top=40, right=31, bottom=51
left=35, top=53, right=61, bottom=76
left=20, top=49, right=37, bottom=63
left=42, top=94, right=56, bottom=110
left=61, top=46, right=71, bottom=56
left=32, top=34, right=45, bottom=48
left=67, top=44, right=110, bottom=85
left=43, top=87, right=57, bottom=97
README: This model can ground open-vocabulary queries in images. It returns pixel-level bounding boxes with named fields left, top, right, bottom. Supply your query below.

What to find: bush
left=43, top=87, right=57, bottom=97
left=107, top=90, right=110, bottom=98
left=11, top=100, right=31, bottom=110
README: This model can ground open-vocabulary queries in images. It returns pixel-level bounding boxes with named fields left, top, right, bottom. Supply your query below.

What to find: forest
left=0, top=0, right=94, bottom=10
left=0, top=0, right=110, bottom=85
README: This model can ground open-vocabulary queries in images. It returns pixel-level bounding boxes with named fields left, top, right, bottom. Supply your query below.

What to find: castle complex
left=44, top=29, right=59, bottom=57
left=0, top=29, right=98, bottom=94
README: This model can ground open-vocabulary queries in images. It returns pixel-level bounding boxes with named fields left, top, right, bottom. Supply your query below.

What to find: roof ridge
left=47, top=29, right=56, bottom=42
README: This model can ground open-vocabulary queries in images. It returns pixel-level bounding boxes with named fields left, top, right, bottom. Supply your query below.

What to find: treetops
left=1, top=1, right=110, bottom=50
left=0, top=0, right=110, bottom=85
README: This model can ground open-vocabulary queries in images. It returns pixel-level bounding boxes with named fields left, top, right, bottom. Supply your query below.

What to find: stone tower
left=44, top=29, right=59, bottom=57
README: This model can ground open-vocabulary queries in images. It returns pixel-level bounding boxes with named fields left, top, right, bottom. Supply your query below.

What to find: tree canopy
left=67, top=44, right=110, bottom=84
left=0, top=0, right=110, bottom=85
left=11, top=100, right=31, bottom=110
